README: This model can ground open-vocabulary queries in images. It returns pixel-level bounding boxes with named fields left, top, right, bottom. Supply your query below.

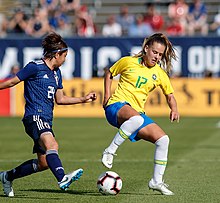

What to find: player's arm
left=103, top=68, right=113, bottom=108
left=0, top=76, right=21, bottom=90
left=165, top=93, right=180, bottom=123
left=55, top=89, right=97, bottom=105
left=0, top=62, right=39, bottom=91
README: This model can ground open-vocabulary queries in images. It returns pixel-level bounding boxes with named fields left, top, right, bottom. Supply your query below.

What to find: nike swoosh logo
left=60, top=177, right=68, bottom=183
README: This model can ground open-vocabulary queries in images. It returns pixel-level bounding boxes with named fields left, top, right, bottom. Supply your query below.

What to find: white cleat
left=58, top=168, right=83, bottom=191
left=148, top=179, right=174, bottom=195
left=101, top=149, right=116, bottom=169
left=0, top=171, right=14, bottom=197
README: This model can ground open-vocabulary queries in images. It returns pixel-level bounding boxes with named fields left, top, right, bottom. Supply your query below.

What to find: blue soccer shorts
left=104, top=101, right=155, bottom=142
left=22, top=115, right=55, bottom=154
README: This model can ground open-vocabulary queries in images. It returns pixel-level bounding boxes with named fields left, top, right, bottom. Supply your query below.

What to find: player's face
left=56, top=51, right=68, bottom=67
left=144, top=42, right=165, bottom=67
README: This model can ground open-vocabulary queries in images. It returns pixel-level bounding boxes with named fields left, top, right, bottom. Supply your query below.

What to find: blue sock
left=46, top=150, right=65, bottom=182
left=7, top=159, right=38, bottom=181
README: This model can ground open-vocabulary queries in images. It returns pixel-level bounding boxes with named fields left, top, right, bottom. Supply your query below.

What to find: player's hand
left=170, top=111, right=180, bottom=123
left=84, top=92, right=97, bottom=102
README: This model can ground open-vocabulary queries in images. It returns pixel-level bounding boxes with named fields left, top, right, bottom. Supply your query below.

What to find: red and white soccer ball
left=97, top=171, right=122, bottom=195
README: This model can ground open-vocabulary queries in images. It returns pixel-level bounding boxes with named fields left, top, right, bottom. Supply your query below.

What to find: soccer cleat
left=101, top=149, right=116, bottom=169
left=0, top=171, right=14, bottom=197
left=58, top=168, right=83, bottom=191
left=148, top=179, right=174, bottom=195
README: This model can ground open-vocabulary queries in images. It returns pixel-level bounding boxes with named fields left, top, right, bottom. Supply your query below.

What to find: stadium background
left=0, top=0, right=219, bottom=117
left=0, top=37, right=219, bottom=117
left=0, top=1, right=220, bottom=202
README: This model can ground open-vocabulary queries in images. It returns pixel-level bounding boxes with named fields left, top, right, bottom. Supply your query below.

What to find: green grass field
left=0, top=116, right=220, bottom=203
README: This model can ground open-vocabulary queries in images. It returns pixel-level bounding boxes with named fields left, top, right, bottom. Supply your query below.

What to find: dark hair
left=134, top=33, right=177, bottom=74
left=42, top=32, right=68, bottom=59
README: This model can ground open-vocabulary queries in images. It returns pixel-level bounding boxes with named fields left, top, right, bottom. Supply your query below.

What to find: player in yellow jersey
left=101, top=33, right=179, bottom=195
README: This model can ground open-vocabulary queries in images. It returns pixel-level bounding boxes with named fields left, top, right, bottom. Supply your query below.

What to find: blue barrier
left=0, top=36, right=219, bottom=79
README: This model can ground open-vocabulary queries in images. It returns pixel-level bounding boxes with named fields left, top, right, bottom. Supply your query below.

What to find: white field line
left=0, top=158, right=219, bottom=163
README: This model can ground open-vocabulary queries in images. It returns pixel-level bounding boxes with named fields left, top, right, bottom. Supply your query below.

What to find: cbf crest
left=152, top=74, right=157, bottom=80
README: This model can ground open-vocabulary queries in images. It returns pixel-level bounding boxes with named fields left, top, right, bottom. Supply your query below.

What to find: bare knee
left=50, top=142, right=59, bottom=151
left=39, top=132, right=59, bottom=151
left=137, top=123, right=166, bottom=143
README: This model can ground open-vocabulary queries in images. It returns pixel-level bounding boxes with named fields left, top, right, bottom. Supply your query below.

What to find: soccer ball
left=97, top=171, right=122, bottom=195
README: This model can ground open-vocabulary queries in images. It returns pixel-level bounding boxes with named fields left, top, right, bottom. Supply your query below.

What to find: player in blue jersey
left=101, top=33, right=180, bottom=195
left=0, top=32, right=97, bottom=197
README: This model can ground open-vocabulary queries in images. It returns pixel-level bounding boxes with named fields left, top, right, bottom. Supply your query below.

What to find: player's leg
left=138, top=123, right=174, bottom=195
left=25, top=115, right=83, bottom=191
left=0, top=115, right=49, bottom=197
left=5, top=153, right=48, bottom=180
left=39, top=132, right=83, bottom=191
left=0, top=158, right=41, bottom=197
left=102, top=104, right=144, bottom=168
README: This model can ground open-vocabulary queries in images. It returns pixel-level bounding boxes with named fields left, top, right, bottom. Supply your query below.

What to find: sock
left=106, top=115, right=144, bottom=154
left=6, top=159, right=39, bottom=181
left=153, top=135, right=170, bottom=184
left=46, top=150, right=65, bottom=182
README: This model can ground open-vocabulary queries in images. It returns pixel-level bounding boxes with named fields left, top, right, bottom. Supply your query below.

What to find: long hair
left=42, top=32, right=68, bottom=60
left=134, top=33, right=177, bottom=74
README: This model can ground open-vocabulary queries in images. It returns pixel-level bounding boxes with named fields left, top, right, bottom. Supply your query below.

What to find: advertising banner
left=12, top=78, right=220, bottom=117
left=0, top=88, right=10, bottom=116
left=0, top=37, right=220, bottom=80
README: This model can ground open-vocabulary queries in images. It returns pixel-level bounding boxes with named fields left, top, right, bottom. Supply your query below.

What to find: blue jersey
left=16, top=59, right=63, bottom=124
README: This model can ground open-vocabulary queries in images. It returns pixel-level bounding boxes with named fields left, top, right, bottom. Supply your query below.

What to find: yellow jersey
left=107, top=56, right=174, bottom=113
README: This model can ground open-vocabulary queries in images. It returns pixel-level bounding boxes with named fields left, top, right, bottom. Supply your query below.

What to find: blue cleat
left=58, top=168, right=83, bottom=191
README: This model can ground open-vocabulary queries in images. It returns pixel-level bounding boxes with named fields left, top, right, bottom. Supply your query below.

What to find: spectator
left=128, top=14, right=153, bottom=37
left=55, top=15, right=72, bottom=37
left=49, top=9, right=68, bottom=30
left=168, top=0, right=189, bottom=35
left=116, top=4, right=135, bottom=36
left=210, top=10, right=220, bottom=36
left=74, top=5, right=96, bottom=37
left=0, top=13, right=7, bottom=38
left=39, top=0, right=59, bottom=12
left=187, top=0, right=208, bottom=36
left=5, top=64, right=20, bottom=79
left=74, top=16, right=95, bottom=37
left=143, top=3, right=164, bottom=32
left=60, top=0, right=81, bottom=12
left=102, top=15, right=122, bottom=37
left=7, top=8, right=28, bottom=35
left=26, top=7, right=51, bottom=38
left=166, top=18, right=184, bottom=36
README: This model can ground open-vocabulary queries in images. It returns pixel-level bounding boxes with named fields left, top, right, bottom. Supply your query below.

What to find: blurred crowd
left=0, top=0, right=220, bottom=38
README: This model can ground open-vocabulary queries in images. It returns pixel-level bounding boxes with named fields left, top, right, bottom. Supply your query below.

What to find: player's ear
left=144, top=45, right=148, bottom=53
left=54, top=52, right=58, bottom=59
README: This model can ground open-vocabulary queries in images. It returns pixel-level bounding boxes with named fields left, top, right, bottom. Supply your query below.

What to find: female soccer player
left=101, top=33, right=179, bottom=195
left=0, top=32, right=97, bottom=197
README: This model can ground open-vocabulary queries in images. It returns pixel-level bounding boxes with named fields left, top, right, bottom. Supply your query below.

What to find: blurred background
left=0, top=0, right=219, bottom=118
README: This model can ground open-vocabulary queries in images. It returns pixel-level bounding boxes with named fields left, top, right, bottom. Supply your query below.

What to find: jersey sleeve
left=159, top=69, right=174, bottom=95
left=109, top=57, right=130, bottom=77
left=16, top=62, right=38, bottom=81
